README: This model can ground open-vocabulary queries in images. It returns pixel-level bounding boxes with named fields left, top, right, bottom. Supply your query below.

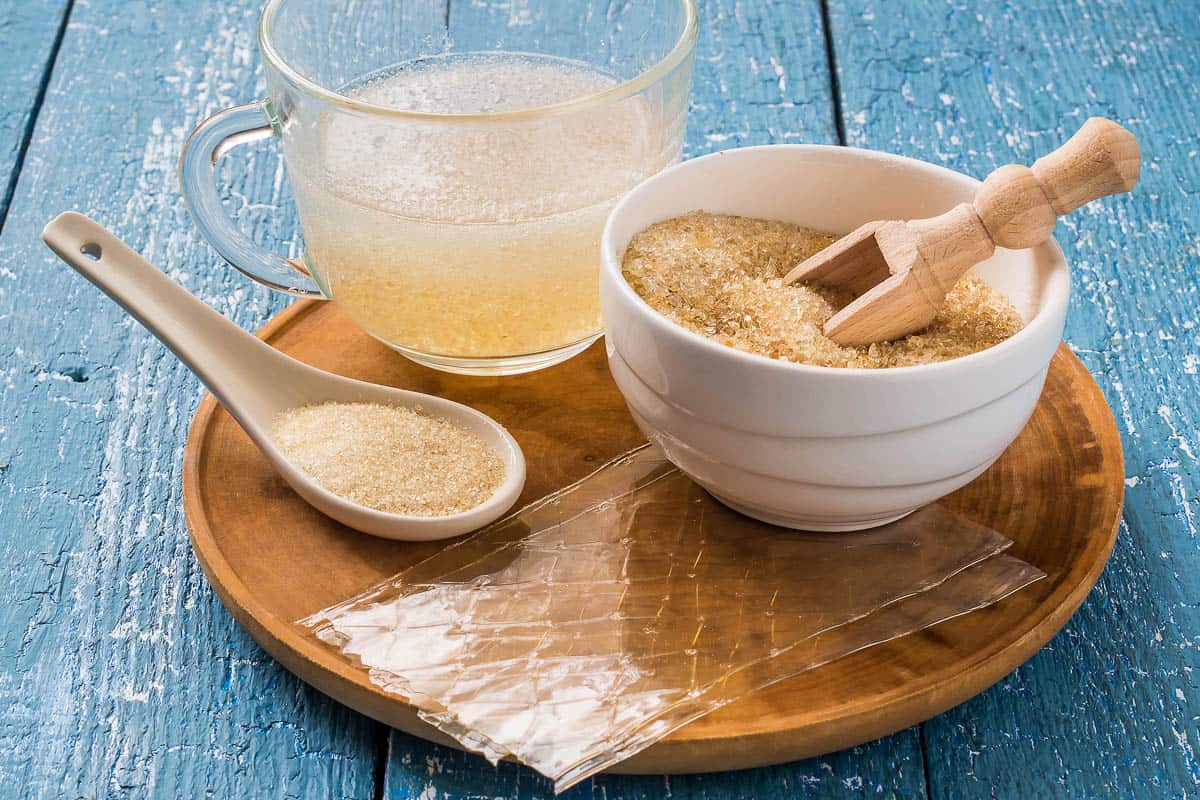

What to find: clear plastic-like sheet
left=303, top=445, right=1043, bottom=792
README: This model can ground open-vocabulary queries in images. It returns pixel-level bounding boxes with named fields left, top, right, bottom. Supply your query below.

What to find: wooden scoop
left=784, top=117, right=1140, bottom=346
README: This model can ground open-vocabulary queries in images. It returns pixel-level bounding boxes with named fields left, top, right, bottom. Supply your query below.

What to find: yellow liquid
left=289, top=53, right=680, bottom=363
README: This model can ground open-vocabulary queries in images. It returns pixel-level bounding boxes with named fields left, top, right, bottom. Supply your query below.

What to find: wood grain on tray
left=185, top=301, right=1122, bottom=776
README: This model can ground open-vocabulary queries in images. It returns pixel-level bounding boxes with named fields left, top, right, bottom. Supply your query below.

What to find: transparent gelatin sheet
left=303, top=445, right=1043, bottom=792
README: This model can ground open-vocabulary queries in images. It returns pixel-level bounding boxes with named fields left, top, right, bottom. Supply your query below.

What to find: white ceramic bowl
left=600, top=145, right=1070, bottom=531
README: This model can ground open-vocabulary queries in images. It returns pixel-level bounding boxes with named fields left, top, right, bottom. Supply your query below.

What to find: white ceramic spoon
left=43, top=212, right=526, bottom=541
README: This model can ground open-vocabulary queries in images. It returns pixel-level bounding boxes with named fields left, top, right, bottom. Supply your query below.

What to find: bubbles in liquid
left=286, top=53, right=684, bottom=364
left=353, top=52, right=617, bottom=114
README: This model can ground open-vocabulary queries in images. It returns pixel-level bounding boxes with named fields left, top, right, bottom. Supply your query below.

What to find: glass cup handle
left=179, top=101, right=324, bottom=298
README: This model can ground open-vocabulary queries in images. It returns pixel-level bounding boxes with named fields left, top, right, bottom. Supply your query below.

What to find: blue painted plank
left=0, top=1, right=382, bottom=797
left=384, top=729, right=929, bottom=799
left=827, top=0, right=1200, bottom=797
left=0, top=0, right=72, bottom=222
left=682, top=0, right=839, bottom=155
left=384, top=1, right=927, bottom=797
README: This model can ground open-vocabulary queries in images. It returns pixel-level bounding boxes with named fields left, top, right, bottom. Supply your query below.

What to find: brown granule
left=272, top=402, right=505, bottom=516
left=621, top=211, right=1025, bottom=368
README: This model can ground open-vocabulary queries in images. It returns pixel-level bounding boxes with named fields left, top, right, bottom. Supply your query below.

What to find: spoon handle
left=42, top=212, right=309, bottom=423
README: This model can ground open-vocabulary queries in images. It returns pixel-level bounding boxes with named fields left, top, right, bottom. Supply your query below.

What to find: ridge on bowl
left=599, top=145, right=1070, bottom=531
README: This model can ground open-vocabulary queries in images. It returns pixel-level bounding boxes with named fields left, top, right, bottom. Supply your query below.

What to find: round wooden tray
left=183, top=300, right=1123, bottom=775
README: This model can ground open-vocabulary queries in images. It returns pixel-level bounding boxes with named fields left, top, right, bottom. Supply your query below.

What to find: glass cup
left=181, top=0, right=697, bottom=375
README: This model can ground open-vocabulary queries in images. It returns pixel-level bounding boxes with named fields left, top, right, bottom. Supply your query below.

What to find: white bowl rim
left=600, top=143, right=1070, bottom=380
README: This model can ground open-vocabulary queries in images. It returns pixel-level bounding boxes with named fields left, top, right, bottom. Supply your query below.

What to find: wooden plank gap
left=817, top=0, right=846, bottom=145
left=0, top=0, right=77, bottom=231
left=372, top=722, right=391, bottom=800
left=919, top=722, right=934, bottom=800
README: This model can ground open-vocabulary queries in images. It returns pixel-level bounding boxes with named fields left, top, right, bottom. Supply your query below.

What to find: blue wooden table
left=0, top=0, right=1196, bottom=797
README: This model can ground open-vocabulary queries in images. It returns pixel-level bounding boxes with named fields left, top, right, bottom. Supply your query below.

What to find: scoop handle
left=972, top=117, right=1141, bottom=250
left=42, top=212, right=308, bottom=425
left=1032, top=117, right=1141, bottom=214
